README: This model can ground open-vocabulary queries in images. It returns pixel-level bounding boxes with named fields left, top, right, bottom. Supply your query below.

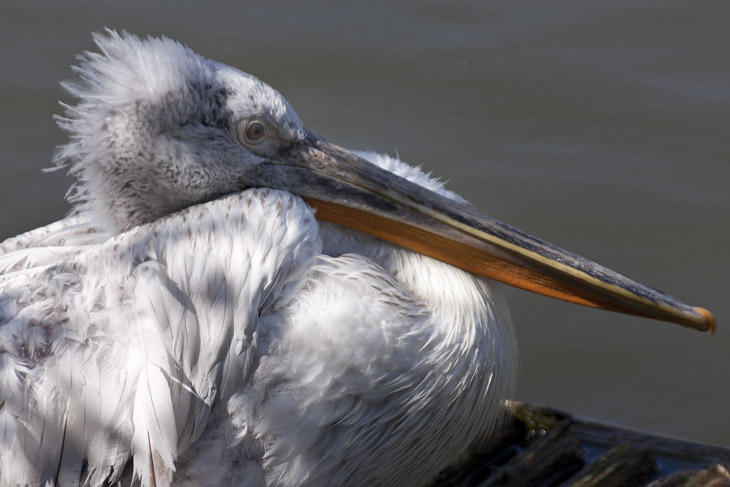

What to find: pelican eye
left=236, top=118, right=268, bottom=146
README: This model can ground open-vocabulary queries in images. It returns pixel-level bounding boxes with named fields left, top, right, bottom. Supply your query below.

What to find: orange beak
left=243, top=133, right=716, bottom=333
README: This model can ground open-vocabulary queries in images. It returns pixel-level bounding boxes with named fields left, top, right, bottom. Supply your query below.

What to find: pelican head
left=56, top=30, right=715, bottom=332
left=56, top=31, right=305, bottom=232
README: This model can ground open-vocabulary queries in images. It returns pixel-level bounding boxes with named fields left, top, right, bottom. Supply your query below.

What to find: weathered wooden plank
left=429, top=403, right=730, bottom=487
left=510, top=402, right=730, bottom=469
left=647, top=464, right=730, bottom=487
left=566, top=443, right=658, bottom=487
left=481, top=421, right=585, bottom=487
left=570, top=420, right=730, bottom=468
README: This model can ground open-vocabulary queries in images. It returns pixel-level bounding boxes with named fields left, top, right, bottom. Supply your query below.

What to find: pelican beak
left=242, top=131, right=716, bottom=333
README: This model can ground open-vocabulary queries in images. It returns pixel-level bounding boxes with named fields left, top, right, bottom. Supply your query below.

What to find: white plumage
left=0, top=30, right=714, bottom=487
left=0, top=32, right=515, bottom=486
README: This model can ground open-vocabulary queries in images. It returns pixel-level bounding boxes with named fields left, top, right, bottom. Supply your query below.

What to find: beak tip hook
left=693, top=306, right=717, bottom=334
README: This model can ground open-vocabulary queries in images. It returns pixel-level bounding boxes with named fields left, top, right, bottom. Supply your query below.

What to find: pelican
left=0, top=31, right=715, bottom=487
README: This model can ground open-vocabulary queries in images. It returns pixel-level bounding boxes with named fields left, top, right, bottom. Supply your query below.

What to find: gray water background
left=1, top=2, right=728, bottom=447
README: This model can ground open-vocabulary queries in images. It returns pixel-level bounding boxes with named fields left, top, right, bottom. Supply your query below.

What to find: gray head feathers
left=54, top=30, right=303, bottom=232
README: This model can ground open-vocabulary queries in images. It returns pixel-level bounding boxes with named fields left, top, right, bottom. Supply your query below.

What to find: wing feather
left=0, top=190, right=321, bottom=486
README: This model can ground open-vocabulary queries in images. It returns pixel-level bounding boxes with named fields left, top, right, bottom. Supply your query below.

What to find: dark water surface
left=1, top=2, right=728, bottom=447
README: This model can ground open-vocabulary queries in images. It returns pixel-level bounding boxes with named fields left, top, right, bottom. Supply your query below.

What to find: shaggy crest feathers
left=64, top=30, right=210, bottom=108
left=53, top=30, right=302, bottom=232
left=55, top=31, right=211, bottom=219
